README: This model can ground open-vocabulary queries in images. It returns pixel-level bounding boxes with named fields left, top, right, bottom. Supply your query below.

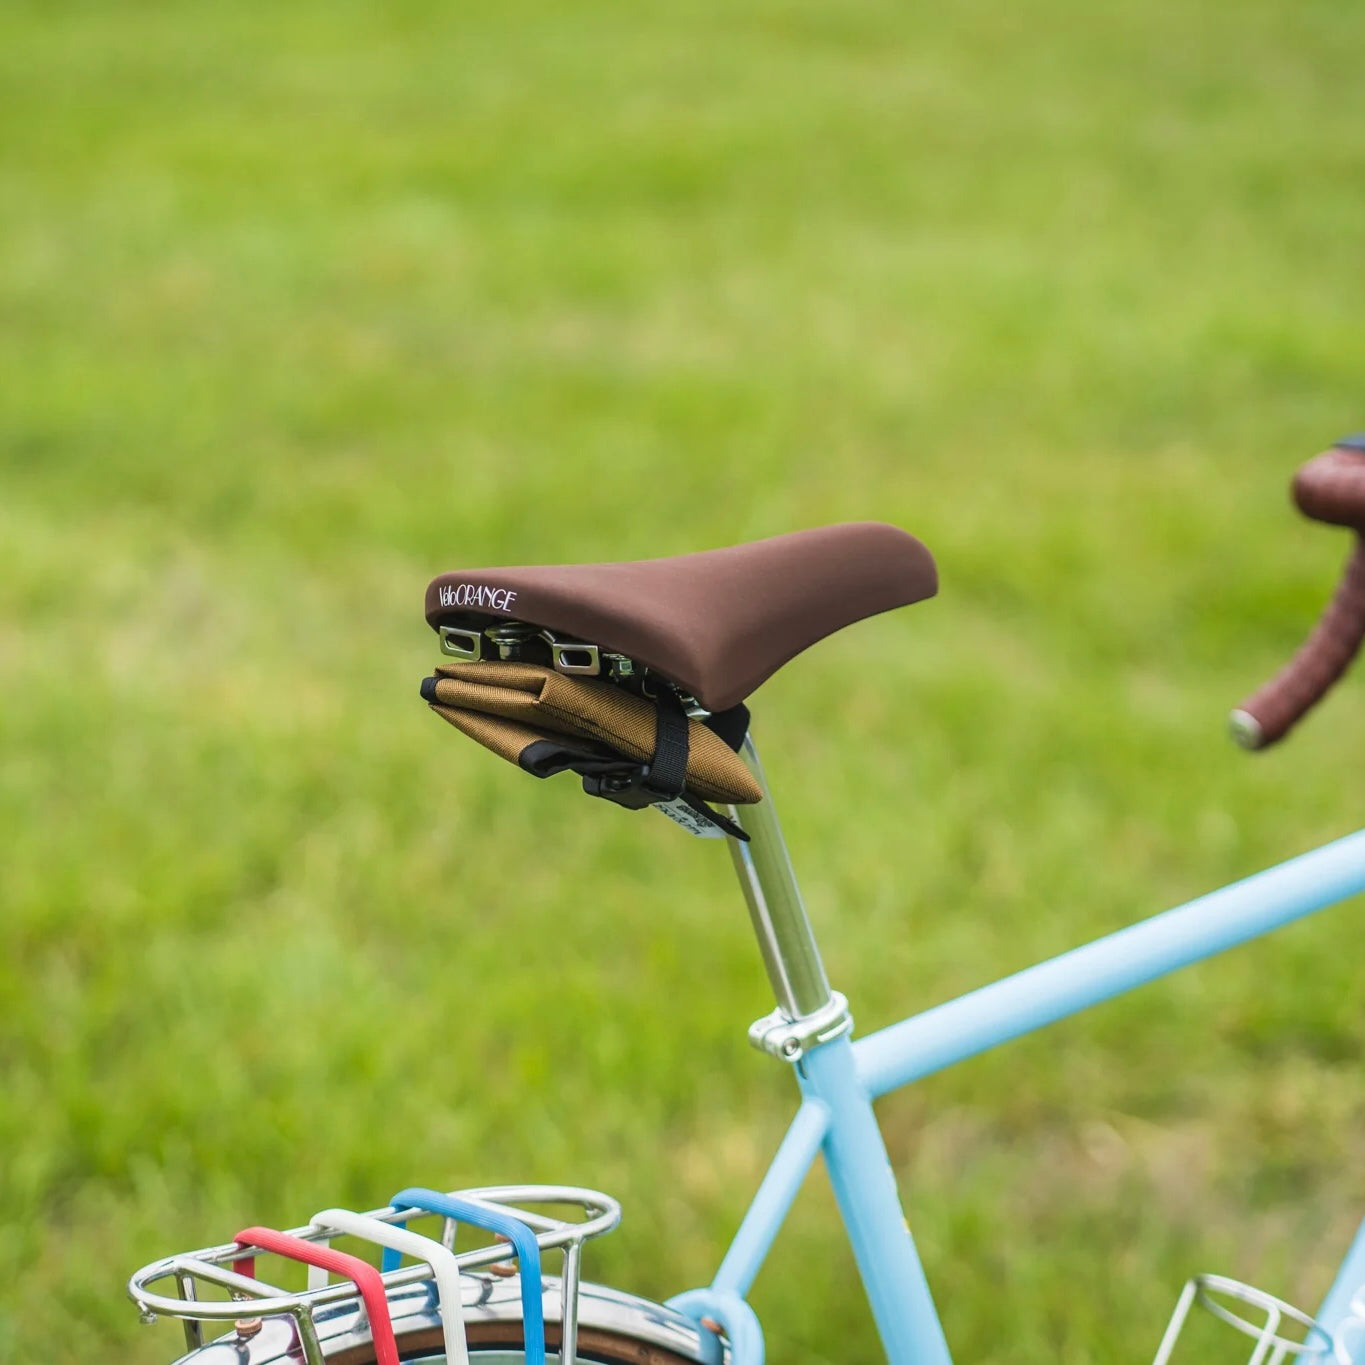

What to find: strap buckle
left=581, top=684, right=749, bottom=840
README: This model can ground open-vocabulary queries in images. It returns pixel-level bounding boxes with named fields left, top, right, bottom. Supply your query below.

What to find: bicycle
left=129, top=437, right=1365, bottom=1363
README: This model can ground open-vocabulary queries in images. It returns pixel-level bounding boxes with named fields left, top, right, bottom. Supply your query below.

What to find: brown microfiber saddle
left=422, top=523, right=937, bottom=835
left=426, top=522, right=936, bottom=711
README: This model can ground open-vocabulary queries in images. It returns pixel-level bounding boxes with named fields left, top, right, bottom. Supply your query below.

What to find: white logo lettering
left=438, top=583, right=519, bottom=612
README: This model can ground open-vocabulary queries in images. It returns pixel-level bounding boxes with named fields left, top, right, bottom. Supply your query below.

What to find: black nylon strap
left=679, top=791, right=749, bottom=841
left=518, top=738, right=636, bottom=781
left=642, top=684, right=689, bottom=800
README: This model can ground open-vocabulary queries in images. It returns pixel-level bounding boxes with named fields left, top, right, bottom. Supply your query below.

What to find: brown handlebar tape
left=1232, top=535, right=1365, bottom=749
left=1293, top=441, right=1365, bottom=530
left=1231, top=439, right=1365, bottom=749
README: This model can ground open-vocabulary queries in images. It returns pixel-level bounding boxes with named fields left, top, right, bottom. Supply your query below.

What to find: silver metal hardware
left=541, top=631, right=602, bottom=676
left=560, top=1238, right=584, bottom=1363
left=1229, top=708, right=1264, bottom=750
left=749, top=991, right=853, bottom=1061
left=726, top=735, right=837, bottom=1023
left=485, top=622, right=541, bottom=661
left=128, top=1185, right=626, bottom=1365
left=438, top=617, right=648, bottom=692
left=1153, top=1273, right=1334, bottom=1364
left=438, top=625, right=485, bottom=661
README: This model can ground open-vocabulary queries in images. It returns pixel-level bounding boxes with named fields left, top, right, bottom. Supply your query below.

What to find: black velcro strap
left=641, top=684, right=689, bottom=800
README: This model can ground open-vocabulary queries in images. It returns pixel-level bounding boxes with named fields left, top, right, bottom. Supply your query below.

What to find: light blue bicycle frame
left=666, top=739, right=1365, bottom=1363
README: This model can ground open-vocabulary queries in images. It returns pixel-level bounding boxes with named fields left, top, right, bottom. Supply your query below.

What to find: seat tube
left=726, top=735, right=834, bottom=1020
left=799, top=1035, right=954, bottom=1365
left=726, top=737, right=953, bottom=1363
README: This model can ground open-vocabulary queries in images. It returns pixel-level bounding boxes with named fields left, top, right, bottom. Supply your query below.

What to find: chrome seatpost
left=726, top=735, right=852, bottom=1061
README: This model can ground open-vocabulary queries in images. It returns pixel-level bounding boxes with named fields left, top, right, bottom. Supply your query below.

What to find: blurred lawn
left=3, top=0, right=1365, bottom=1361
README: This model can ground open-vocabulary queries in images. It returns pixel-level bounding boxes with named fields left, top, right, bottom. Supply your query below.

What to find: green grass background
left=3, top=0, right=1365, bottom=1360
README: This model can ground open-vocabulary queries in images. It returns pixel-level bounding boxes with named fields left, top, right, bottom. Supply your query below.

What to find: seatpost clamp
left=748, top=992, right=852, bottom=1062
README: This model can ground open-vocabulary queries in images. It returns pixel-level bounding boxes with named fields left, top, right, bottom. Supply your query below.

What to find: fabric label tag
left=653, top=796, right=727, bottom=838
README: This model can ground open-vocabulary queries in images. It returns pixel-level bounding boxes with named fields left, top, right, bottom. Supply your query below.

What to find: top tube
left=854, top=828, right=1365, bottom=1099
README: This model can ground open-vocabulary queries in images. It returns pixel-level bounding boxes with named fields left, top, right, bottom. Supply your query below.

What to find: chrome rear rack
left=128, top=1183, right=621, bottom=1365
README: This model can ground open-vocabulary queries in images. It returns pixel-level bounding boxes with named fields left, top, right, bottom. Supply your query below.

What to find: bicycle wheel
left=173, top=1279, right=724, bottom=1365
left=331, top=1326, right=706, bottom=1363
